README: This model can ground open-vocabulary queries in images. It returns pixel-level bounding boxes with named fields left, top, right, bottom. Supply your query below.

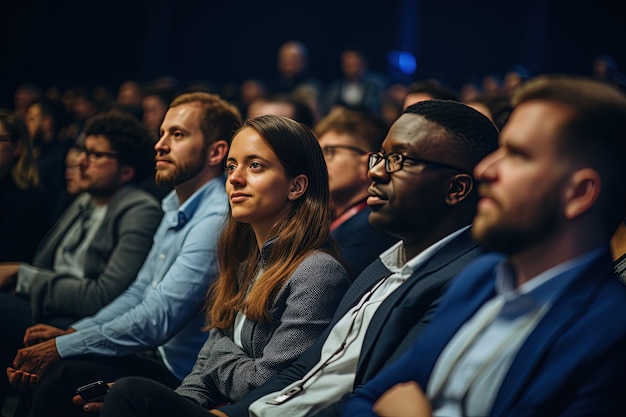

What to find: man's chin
left=155, top=174, right=176, bottom=188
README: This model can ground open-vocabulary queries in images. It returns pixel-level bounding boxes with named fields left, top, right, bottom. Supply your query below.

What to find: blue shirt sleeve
left=56, top=179, right=228, bottom=361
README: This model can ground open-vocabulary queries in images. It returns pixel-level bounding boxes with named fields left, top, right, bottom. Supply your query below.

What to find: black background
left=2, top=0, right=624, bottom=107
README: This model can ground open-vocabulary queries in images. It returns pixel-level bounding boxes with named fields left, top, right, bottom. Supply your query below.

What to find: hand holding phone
left=76, top=380, right=110, bottom=402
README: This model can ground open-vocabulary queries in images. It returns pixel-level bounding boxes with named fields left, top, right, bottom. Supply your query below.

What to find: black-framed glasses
left=78, top=147, right=119, bottom=162
left=321, top=145, right=369, bottom=160
left=368, top=152, right=467, bottom=174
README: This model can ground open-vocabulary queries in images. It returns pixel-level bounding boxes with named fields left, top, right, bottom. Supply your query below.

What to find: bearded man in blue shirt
left=6, top=92, right=242, bottom=417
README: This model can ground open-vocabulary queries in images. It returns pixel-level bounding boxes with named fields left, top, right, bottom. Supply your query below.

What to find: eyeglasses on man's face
left=321, top=145, right=369, bottom=160
left=77, top=147, right=119, bottom=163
left=368, top=151, right=467, bottom=174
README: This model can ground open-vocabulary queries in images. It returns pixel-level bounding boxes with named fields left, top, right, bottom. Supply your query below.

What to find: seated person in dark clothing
left=0, top=110, right=162, bottom=412
left=315, top=106, right=398, bottom=278
left=0, top=111, right=50, bottom=263
left=96, top=100, right=499, bottom=417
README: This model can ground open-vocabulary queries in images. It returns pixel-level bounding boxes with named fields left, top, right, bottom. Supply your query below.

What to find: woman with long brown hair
left=0, top=110, right=50, bottom=263
left=97, top=114, right=351, bottom=416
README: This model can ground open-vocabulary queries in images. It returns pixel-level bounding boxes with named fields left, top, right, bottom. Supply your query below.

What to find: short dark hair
left=83, top=110, right=155, bottom=184
left=405, top=79, right=459, bottom=101
left=402, top=99, right=499, bottom=169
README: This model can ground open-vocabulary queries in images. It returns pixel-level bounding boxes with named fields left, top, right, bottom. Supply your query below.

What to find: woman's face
left=225, top=127, right=297, bottom=243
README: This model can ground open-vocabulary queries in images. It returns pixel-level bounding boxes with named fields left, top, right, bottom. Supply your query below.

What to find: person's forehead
left=84, top=135, right=113, bottom=150
left=384, top=114, right=450, bottom=155
left=500, top=100, right=572, bottom=151
left=164, top=104, right=202, bottom=126
left=318, top=130, right=360, bottom=146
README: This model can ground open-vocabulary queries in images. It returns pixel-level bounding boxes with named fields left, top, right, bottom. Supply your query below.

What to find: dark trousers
left=0, top=293, right=81, bottom=413
left=22, top=354, right=180, bottom=417
left=100, top=377, right=211, bottom=417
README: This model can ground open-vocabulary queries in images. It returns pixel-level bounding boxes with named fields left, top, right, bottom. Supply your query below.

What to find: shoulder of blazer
left=106, top=185, right=160, bottom=212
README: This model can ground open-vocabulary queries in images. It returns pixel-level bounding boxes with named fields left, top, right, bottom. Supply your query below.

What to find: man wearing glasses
left=0, top=110, right=162, bottom=412
left=315, top=107, right=398, bottom=278
left=98, top=100, right=499, bottom=417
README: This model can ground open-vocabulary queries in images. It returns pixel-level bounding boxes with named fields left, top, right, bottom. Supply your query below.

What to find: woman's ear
left=445, top=173, right=474, bottom=206
left=288, top=174, right=308, bottom=201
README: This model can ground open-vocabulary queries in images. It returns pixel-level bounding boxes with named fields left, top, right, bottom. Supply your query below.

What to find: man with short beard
left=346, top=75, right=626, bottom=417
left=7, top=92, right=242, bottom=417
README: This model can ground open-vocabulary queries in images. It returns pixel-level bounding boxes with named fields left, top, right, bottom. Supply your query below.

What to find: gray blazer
left=218, top=228, right=482, bottom=417
left=175, top=250, right=351, bottom=407
left=28, top=186, right=162, bottom=322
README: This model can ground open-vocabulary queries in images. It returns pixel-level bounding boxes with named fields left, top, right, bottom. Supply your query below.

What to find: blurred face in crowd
left=142, top=95, right=168, bottom=138
left=318, top=130, right=369, bottom=204
left=25, top=103, right=42, bottom=139
left=0, top=122, right=18, bottom=178
left=78, top=135, right=128, bottom=199
left=278, top=42, right=306, bottom=78
left=247, top=100, right=295, bottom=121
left=65, top=147, right=85, bottom=195
left=155, top=103, right=208, bottom=188
left=341, top=51, right=366, bottom=81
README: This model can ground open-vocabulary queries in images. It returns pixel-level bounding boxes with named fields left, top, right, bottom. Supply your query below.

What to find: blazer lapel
left=32, top=193, right=91, bottom=266
left=490, top=254, right=614, bottom=416
left=412, top=253, right=502, bottom=387
left=357, top=229, right=480, bottom=377
left=331, top=258, right=391, bottom=324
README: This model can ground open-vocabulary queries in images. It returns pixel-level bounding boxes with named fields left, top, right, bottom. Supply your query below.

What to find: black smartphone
left=76, top=380, right=109, bottom=402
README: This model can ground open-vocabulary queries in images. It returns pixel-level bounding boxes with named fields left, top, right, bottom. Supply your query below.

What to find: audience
left=12, top=84, right=42, bottom=120
left=93, top=114, right=352, bottom=416
left=246, top=94, right=315, bottom=128
left=0, top=111, right=49, bottom=263
left=0, top=40, right=626, bottom=415
left=323, top=47, right=389, bottom=116
left=5, top=92, right=241, bottom=417
left=344, top=74, right=626, bottom=417
left=96, top=100, right=498, bottom=417
left=314, top=106, right=398, bottom=277
left=0, top=110, right=162, bottom=412
left=25, top=99, right=72, bottom=207
left=141, top=86, right=176, bottom=142
left=50, top=144, right=84, bottom=223
left=402, top=79, right=459, bottom=109
left=268, top=40, right=323, bottom=122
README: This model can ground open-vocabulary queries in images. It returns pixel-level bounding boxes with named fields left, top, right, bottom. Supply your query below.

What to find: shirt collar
left=161, top=175, right=226, bottom=230
left=495, top=245, right=607, bottom=307
left=380, top=225, right=471, bottom=276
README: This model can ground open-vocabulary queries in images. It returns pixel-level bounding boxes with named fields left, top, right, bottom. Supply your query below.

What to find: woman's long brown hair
left=206, top=114, right=339, bottom=329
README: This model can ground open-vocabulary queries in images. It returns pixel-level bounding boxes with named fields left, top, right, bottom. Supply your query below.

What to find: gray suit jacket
left=218, top=228, right=481, bottom=417
left=175, top=250, right=352, bottom=408
left=28, top=185, right=162, bottom=322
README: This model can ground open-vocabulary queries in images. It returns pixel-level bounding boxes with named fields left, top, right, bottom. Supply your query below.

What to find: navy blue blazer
left=218, top=228, right=481, bottom=417
left=331, top=206, right=398, bottom=279
left=345, top=251, right=626, bottom=417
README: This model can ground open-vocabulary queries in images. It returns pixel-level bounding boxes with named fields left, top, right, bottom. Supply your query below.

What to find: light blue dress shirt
left=56, top=176, right=228, bottom=380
